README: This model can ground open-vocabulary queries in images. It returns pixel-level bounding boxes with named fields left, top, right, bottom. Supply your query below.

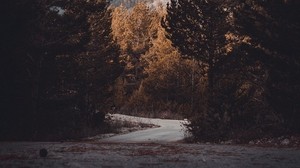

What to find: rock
left=281, top=139, right=290, bottom=146
left=39, top=148, right=48, bottom=157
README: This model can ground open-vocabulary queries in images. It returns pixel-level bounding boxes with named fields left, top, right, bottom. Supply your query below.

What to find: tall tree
left=111, top=3, right=159, bottom=100
left=163, top=0, right=300, bottom=141
left=0, top=0, right=42, bottom=139
left=232, top=0, right=300, bottom=131
left=0, top=0, right=122, bottom=140
left=81, top=3, right=123, bottom=120
left=112, top=3, right=156, bottom=56
left=163, top=0, right=228, bottom=91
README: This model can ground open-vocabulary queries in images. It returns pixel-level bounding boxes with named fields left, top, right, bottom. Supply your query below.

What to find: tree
left=80, top=3, right=123, bottom=122
left=0, top=0, right=122, bottom=140
left=162, top=0, right=235, bottom=140
left=232, top=0, right=300, bottom=131
left=163, top=0, right=229, bottom=91
left=0, top=0, right=42, bottom=139
left=112, top=3, right=156, bottom=57
left=111, top=3, right=160, bottom=104
left=163, top=0, right=300, bottom=141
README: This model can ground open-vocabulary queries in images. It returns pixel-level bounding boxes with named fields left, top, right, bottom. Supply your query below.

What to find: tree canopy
left=0, top=0, right=122, bottom=140
left=163, top=0, right=300, bottom=141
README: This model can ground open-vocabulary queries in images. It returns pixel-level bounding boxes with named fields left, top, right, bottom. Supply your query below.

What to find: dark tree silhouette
left=163, top=0, right=300, bottom=141
left=163, top=0, right=228, bottom=90
left=0, top=0, right=122, bottom=140
left=232, top=0, right=300, bottom=131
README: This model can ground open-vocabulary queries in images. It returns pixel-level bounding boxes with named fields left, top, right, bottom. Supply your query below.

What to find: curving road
left=100, top=114, right=188, bottom=143
left=1, top=114, right=300, bottom=168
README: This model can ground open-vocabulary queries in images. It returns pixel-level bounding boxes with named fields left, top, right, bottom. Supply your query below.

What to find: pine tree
left=163, top=0, right=229, bottom=91
left=0, top=0, right=122, bottom=140
left=232, top=0, right=300, bottom=131
left=0, top=0, right=42, bottom=139
left=163, top=0, right=300, bottom=140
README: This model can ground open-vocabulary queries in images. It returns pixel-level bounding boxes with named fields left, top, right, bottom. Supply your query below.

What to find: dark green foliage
left=0, top=0, right=42, bottom=139
left=163, top=0, right=234, bottom=140
left=0, top=0, right=122, bottom=140
left=164, top=0, right=227, bottom=58
left=231, top=0, right=300, bottom=131
left=164, top=0, right=300, bottom=141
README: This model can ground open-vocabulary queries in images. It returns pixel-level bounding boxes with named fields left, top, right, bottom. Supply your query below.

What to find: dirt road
left=1, top=115, right=299, bottom=167
left=100, top=114, right=187, bottom=143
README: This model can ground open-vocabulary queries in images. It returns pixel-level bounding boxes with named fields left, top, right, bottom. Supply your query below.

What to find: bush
left=186, top=74, right=282, bottom=142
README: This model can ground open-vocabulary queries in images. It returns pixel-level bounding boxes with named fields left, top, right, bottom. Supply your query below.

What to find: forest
left=1, top=0, right=299, bottom=142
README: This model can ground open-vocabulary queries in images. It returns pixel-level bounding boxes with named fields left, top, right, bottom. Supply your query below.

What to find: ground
left=1, top=142, right=300, bottom=168
left=0, top=114, right=299, bottom=168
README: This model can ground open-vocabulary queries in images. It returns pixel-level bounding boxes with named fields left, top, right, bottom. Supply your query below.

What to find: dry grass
left=109, top=119, right=158, bottom=134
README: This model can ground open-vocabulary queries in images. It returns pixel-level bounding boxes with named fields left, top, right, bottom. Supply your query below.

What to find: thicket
left=0, top=0, right=122, bottom=140
left=163, top=0, right=300, bottom=142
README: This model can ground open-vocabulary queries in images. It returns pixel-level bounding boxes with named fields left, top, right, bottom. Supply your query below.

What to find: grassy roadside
left=82, top=115, right=159, bottom=141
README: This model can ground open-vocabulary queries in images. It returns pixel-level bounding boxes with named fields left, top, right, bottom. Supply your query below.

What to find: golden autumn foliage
left=110, top=2, right=203, bottom=117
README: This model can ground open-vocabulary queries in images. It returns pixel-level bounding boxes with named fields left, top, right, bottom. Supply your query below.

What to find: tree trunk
left=208, top=57, right=214, bottom=91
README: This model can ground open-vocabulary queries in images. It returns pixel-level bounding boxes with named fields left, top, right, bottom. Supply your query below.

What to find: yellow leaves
left=111, top=2, right=168, bottom=55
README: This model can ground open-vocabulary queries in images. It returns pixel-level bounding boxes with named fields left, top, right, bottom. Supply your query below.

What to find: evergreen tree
left=232, top=0, right=300, bottom=131
left=0, top=0, right=122, bottom=140
left=163, top=0, right=300, bottom=140
left=0, top=0, right=42, bottom=139
left=163, top=0, right=235, bottom=140
left=163, top=0, right=228, bottom=90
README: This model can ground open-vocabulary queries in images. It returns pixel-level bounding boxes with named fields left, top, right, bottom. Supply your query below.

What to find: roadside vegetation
left=1, top=0, right=299, bottom=143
